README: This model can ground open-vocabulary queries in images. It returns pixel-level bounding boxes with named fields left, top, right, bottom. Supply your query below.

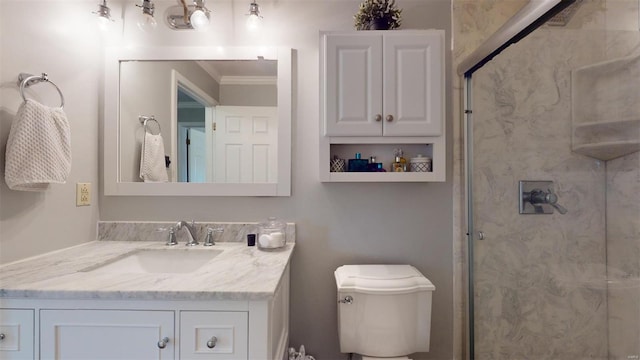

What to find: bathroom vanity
left=0, top=240, right=293, bottom=360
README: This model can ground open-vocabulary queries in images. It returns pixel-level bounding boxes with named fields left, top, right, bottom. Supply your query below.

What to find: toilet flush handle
left=338, top=295, right=353, bottom=304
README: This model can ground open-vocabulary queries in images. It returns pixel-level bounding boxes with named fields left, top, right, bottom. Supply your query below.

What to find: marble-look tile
left=470, top=28, right=609, bottom=359
left=98, top=221, right=296, bottom=245
left=607, top=151, right=640, bottom=359
left=453, top=1, right=639, bottom=359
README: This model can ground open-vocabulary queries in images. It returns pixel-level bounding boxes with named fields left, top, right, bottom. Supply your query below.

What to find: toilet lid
left=335, top=265, right=435, bottom=295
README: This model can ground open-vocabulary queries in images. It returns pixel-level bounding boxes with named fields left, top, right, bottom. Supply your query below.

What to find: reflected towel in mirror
left=140, top=132, right=168, bottom=182
left=5, top=99, right=71, bottom=191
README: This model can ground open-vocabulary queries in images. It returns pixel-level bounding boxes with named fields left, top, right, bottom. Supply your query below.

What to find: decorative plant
left=354, top=0, right=402, bottom=30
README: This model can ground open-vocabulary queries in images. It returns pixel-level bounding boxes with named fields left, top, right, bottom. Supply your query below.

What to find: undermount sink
left=82, top=249, right=223, bottom=274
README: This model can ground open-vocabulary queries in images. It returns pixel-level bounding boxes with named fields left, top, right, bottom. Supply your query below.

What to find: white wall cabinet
left=320, top=30, right=446, bottom=182
left=323, top=31, right=443, bottom=137
left=0, top=309, right=34, bottom=360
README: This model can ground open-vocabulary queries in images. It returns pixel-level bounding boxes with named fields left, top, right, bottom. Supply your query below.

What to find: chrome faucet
left=176, top=220, right=199, bottom=246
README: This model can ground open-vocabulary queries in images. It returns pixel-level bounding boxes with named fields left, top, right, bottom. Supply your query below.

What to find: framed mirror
left=103, top=47, right=292, bottom=196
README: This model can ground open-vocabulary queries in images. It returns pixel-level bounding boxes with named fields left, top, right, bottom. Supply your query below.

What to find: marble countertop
left=0, top=241, right=294, bottom=301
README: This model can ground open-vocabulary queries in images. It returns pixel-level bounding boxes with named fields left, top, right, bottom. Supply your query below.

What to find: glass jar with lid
left=257, top=217, right=286, bottom=250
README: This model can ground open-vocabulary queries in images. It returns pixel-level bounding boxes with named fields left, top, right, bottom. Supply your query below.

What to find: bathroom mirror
left=104, top=47, right=292, bottom=196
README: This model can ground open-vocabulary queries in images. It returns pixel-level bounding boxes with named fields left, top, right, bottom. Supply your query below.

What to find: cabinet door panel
left=180, top=311, right=248, bottom=360
left=0, top=309, right=34, bottom=360
left=40, top=310, right=174, bottom=360
left=383, top=32, right=443, bottom=136
left=324, top=34, right=383, bottom=136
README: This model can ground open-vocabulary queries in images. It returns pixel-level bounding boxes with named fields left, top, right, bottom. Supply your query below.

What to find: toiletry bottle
left=348, top=153, right=369, bottom=172
left=392, top=148, right=406, bottom=172
left=368, top=156, right=378, bottom=172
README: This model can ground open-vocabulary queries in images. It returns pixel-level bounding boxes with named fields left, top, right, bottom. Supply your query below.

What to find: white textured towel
left=139, top=131, right=168, bottom=182
left=5, top=99, right=71, bottom=191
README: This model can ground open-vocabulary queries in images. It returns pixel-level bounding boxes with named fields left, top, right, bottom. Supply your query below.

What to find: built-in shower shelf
left=572, top=118, right=640, bottom=160
left=571, top=55, right=640, bottom=161
left=572, top=140, right=640, bottom=161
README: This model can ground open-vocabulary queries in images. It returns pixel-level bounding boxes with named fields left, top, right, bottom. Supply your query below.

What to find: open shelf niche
left=572, top=54, right=640, bottom=161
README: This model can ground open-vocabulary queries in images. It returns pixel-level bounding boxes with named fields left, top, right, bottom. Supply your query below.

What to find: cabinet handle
left=386, top=114, right=394, bottom=122
left=157, top=337, right=170, bottom=349
left=0, top=333, right=5, bottom=340
left=207, top=336, right=218, bottom=349
left=374, top=114, right=382, bottom=122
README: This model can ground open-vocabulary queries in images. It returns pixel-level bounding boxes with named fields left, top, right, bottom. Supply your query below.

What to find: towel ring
left=139, top=115, right=162, bottom=135
left=18, top=73, right=65, bottom=109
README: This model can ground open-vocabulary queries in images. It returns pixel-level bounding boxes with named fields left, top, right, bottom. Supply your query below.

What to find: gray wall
left=0, top=1, right=100, bottom=263
left=1, top=1, right=453, bottom=359
left=220, top=84, right=277, bottom=106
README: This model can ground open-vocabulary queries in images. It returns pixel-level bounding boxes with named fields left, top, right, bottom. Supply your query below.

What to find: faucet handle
left=157, top=226, right=178, bottom=246
left=546, top=188, right=568, bottom=215
left=203, top=227, right=223, bottom=246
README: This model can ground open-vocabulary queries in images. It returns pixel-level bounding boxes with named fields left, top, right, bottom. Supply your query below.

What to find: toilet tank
left=335, top=265, right=435, bottom=357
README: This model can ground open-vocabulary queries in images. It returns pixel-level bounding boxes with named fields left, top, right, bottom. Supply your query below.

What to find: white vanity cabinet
left=322, top=31, right=443, bottom=137
left=320, top=30, right=446, bottom=182
left=0, top=265, right=289, bottom=360
left=0, top=309, right=34, bottom=360
left=40, top=310, right=175, bottom=359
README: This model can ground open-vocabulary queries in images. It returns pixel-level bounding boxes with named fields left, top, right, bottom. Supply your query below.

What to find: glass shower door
left=468, top=2, right=640, bottom=359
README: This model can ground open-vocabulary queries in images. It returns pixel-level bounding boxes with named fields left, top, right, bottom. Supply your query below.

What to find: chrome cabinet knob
left=157, top=337, right=170, bottom=349
left=206, top=336, right=218, bottom=349
left=0, top=333, right=5, bottom=340
left=374, top=114, right=382, bottom=122
left=338, top=295, right=353, bottom=304
left=386, top=114, right=394, bottom=122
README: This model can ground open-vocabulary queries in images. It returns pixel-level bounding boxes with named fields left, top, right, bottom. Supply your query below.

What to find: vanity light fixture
left=166, top=0, right=211, bottom=31
left=93, top=0, right=114, bottom=31
left=136, top=0, right=157, bottom=32
left=246, top=1, right=263, bottom=31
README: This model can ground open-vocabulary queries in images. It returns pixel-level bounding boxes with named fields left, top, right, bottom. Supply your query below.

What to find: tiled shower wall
left=453, top=1, right=640, bottom=359
left=607, top=151, right=640, bottom=359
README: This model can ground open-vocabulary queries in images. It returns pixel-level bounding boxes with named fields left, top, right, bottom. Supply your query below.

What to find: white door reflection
left=213, top=106, right=278, bottom=183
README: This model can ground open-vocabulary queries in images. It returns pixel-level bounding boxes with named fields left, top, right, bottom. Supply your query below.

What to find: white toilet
left=335, top=265, right=435, bottom=359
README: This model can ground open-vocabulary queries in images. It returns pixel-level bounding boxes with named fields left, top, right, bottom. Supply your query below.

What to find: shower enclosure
left=459, top=0, right=640, bottom=358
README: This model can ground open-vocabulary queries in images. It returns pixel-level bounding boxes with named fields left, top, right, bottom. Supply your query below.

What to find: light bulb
left=137, top=12, right=157, bottom=32
left=94, top=1, right=112, bottom=32
left=97, top=15, right=111, bottom=31
left=246, top=13, right=261, bottom=31
left=190, top=9, right=209, bottom=30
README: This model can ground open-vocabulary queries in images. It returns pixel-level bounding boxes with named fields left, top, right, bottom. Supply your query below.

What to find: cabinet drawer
left=0, top=309, right=34, bottom=360
left=180, top=311, right=248, bottom=360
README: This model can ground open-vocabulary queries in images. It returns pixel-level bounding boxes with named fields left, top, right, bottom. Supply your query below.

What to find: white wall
left=0, top=1, right=453, bottom=359
left=0, top=1, right=100, bottom=263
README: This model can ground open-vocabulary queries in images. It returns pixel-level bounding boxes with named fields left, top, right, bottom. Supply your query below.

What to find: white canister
left=410, top=154, right=432, bottom=172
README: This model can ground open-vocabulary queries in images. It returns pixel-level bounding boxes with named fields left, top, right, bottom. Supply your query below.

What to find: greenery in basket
left=354, top=0, right=402, bottom=30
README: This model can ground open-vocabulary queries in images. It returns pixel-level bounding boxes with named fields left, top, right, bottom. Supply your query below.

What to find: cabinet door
left=324, top=34, right=383, bottom=136
left=0, top=309, right=34, bottom=360
left=179, top=311, right=248, bottom=360
left=40, top=310, right=174, bottom=360
left=383, top=32, right=443, bottom=136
